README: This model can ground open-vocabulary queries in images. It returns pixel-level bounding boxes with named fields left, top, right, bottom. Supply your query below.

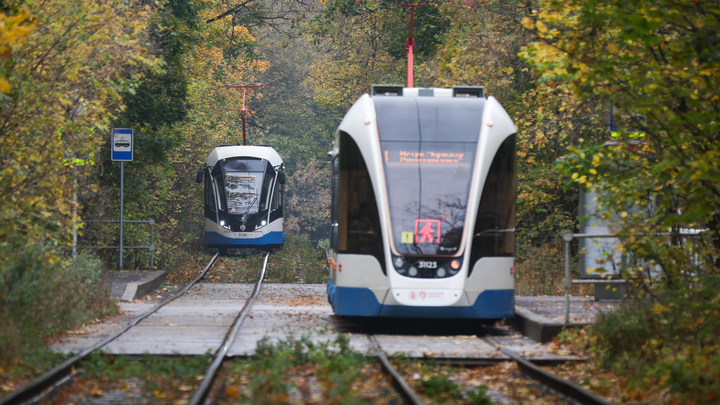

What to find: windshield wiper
left=242, top=197, right=258, bottom=216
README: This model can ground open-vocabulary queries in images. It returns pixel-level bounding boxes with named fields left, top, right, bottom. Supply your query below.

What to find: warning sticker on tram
left=415, top=219, right=441, bottom=244
left=401, top=232, right=414, bottom=243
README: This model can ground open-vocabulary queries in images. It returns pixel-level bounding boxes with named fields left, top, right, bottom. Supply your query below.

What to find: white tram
left=196, top=145, right=286, bottom=254
left=327, top=85, right=516, bottom=318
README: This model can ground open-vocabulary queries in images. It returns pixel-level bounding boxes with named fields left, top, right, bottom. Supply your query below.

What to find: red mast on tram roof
left=400, top=2, right=428, bottom=88
left=225, top=82, right=264, bottom=145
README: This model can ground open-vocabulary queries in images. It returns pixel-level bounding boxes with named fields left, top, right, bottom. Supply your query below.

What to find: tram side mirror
left=277, top=170, right=286, bottom=185
left=195, top=167, right=204, bottom=183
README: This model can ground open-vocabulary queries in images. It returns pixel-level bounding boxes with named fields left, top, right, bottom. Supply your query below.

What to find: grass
left=391, top=354, right=496, bottom=405
left=215, top=334, right=399, bottom=404
left=167, top=233, right=329, bottom=285
left=33, top=353, right=214, bottom=403
left=246, top=233, right=329, bottom=284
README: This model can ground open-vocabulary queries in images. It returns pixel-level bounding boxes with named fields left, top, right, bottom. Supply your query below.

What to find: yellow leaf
left=621, top=211, right=628, bottom=218
left=0, top=78, right=11, bottom=94
left=521, top=17, right=534, bottom=30
left=225, top=386, right=240, bottom=398
left=652, top=303, right=666, bottom=314
left=608, top=43, right=619, bottom=53
left=571, top=173, right=579, bottom=180
left=536, top=20, right=547, bottom=33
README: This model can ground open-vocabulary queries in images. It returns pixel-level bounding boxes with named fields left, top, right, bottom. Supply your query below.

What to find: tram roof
left=369, top=85, right=485, bottom=98
left=206, top=145, right=283, bottom=167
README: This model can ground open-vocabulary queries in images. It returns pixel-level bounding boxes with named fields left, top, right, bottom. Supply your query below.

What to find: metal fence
left=561, top=229, right=708, bottom=323
left=561, top=231, right=628, bottom=324
left=79, top=219, right=155, bottom=269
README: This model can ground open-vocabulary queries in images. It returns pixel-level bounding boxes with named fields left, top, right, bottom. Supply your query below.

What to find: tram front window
left=224, top=172, right=263, bottom=215
left=374, top=96, right=484, bottom=256
left=381, top=141, right=477, bottom=256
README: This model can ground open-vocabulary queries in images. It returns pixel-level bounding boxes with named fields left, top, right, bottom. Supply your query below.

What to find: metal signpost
left=111, top=128, right=133, bottom=270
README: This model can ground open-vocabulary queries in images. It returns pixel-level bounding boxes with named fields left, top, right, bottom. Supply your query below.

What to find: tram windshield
left=217, top=159, right=271, bottom=215
left=224, top=173, right=263, bottom=214
left=374, top=96, right=484, bottom=256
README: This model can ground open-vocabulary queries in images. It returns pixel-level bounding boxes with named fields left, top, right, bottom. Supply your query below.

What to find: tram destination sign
left=111, top=128, right=133, bottom=161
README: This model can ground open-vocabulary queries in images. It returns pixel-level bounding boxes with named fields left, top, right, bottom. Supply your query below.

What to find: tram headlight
left=262, top=220, right=267, bottom=226
left=448, top=259, right=461, bottom=275
left=408, top=266, right=418, bottom=277
left=393, top=256, right=404, bottom=269
left=220, top=220, right=230, bottom=230
left=436, top=267, right=446, bottom=278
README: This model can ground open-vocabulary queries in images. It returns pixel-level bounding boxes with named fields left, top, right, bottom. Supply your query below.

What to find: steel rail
left=368, top=335, right=426, bottom=405
left=0, top=253, right=221, bottom=405
left=482, top=337, right=615, bottom=405
left=187, top=252, right=270, bottom=405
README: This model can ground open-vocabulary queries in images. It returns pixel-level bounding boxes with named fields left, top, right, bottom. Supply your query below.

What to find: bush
left=590, top=276, right=720, bottom=402
left=515, top=239, right=592, bottom=296
left=0, top=240, right=117, bottom=369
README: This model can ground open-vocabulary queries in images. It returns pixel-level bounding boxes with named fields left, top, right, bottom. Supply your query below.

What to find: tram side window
left=260, top=163, right=274, bottom=212
left=213, top=173, right=227, bottom=211
left=470, top=135, right=516, bottom=270
left=271, top=179, right=281, bottom=211
left=331, top=153, right=340, bottom=250
left=337, top=132, right=384, bottom=271
left=204, top=171, right=216, bottom=215
left=269, top=173, right=284, bottom=223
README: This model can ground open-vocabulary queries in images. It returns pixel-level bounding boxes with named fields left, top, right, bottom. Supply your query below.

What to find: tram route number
left=417, top=261, right=437, bottom=269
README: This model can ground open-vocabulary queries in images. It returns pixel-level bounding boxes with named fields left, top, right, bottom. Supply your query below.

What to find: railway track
left=367, top=334, right=615, bottom=405
left=3, top=255, right=616, bottom=405
left=0, top=252, right=269, bottom=405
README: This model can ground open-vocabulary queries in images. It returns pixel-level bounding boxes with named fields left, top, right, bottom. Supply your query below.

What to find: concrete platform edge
left=120, top=270, right=166, bottom=302
left=513, top=306, right=589, bottom=343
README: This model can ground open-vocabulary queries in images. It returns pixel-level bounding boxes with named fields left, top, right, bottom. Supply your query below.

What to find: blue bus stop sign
left=111, top=128, right=133, bottom=161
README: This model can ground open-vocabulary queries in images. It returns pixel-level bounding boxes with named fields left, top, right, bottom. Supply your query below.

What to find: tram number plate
left=416, top=261, right=437, bottom=269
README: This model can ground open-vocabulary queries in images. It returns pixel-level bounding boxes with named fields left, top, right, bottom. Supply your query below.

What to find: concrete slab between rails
left=512, top=306, right=586, bottom=343
left=512, top=296, right=618, bottom=343
left=118, top=270, right=166, bottom=302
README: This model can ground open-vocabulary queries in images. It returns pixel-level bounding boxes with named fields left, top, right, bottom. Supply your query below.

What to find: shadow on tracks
left=331, top=316, right=515, bottom=337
